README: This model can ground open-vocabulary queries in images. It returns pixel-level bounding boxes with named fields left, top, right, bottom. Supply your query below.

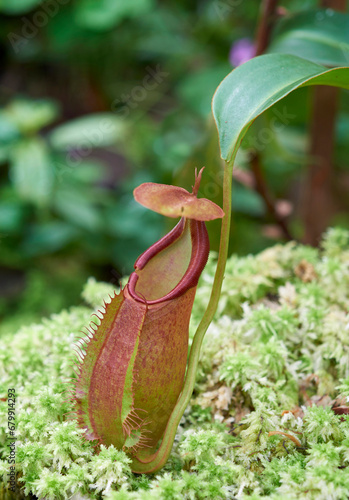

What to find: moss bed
left=1, top=227, right=349, bottom=499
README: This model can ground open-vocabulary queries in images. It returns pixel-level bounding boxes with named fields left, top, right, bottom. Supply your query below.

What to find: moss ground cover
left=1, top=227, right=349, bottom=499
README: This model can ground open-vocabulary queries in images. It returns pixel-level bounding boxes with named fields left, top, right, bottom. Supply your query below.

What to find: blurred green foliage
left=0, top=0, right=348, bottom=321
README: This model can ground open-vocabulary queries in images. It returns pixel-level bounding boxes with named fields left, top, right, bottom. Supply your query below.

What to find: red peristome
left=128, top=218, right=209, bottom=304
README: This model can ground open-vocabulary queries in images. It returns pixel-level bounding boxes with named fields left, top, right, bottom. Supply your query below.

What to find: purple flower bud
left=229, top=38, right=256, bottom=67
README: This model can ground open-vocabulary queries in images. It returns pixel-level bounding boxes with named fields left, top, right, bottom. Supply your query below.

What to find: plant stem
left=131, top=157, right=235, bottom=473
left=255, top=0, right=279, bottom=56
left=251, top=0, right=295, bottom=241
left=303, top=86, right=339, bottom=245
left=302, top=0, right=346, bottom=245
left=250, top=153, right=293, bottom=241
left=189, top=158, right=234, bottom=340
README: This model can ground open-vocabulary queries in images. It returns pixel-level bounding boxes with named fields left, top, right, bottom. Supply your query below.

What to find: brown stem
left=250, top=0, right=294, bottom=240
left=250, top=153, right=293, bottom=240
left=320, top=0, right=346, bottom=8
left=302, top=0, right=346, bottom=245
left=255, top=0, right=279, bottom=56
left=303, top=86, right=339, bottom=245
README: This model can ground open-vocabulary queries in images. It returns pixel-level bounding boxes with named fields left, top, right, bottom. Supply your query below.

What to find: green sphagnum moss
left=1, top=227, right=349, bottom=499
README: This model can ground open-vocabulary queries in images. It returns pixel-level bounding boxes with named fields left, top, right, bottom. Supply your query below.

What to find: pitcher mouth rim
left=127, top=218, right=209, bottom=306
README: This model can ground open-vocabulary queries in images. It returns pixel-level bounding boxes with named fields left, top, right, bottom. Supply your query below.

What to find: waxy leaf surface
left=212, top=53, right=349, bottom=163
left=268, top=9, right=349, bottom=67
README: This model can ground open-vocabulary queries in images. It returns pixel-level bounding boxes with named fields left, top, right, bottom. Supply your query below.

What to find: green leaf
left=177, top=64, right=232, bottom=117
left=232, top=184, right=265, bottom=217
left=0, top=0, right=42, bottom=14
left=48, top=113, right=125, bottom=150
left=64, top=159, right=107, bottom=183
left=10, top=138, right=54, bottom=206
left=0, top=202, right=24, bottom=233
left=268, top=9, right=349, bottom=67
left=0, top=112, right=20, bottom=144
left=4, top=99, right=59, bottom=135
left=22, top=222, right=80, bottom=255
left=52, top=188, right=103, bottom=232
left=75, top=0, right=154, bottom=30
left=212, top=54, right=349, bottom=163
